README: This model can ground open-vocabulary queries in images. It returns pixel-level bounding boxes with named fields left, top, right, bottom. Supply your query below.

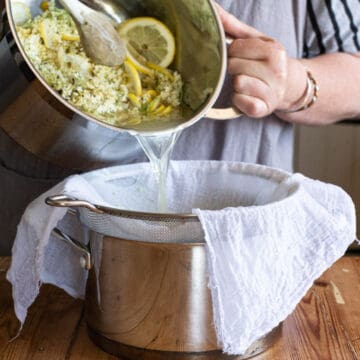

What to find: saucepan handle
left=206, top=36, right=241, bottom=120
left=206, top=107, right=241, bottom=120
left=51, top=227, right=92, bottom=270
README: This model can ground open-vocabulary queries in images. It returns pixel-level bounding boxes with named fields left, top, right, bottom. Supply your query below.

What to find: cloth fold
left=6, top=175, right=106, bottom=325
left=6, top=161, right=356, bottom=355
left=193, top=173, right=356, bottom=354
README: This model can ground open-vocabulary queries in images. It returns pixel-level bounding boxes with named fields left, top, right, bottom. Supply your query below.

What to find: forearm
left=276, top=52, right=360, bottom=125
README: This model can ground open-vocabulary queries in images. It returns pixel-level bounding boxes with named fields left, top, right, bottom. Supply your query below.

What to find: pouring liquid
left=135, top=131, right=181, bottom=212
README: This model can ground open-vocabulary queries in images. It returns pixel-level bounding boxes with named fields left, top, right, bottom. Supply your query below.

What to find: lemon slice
left=117, top=17, right=175, bottom=71
left=11, top=2, right=31, bottom=26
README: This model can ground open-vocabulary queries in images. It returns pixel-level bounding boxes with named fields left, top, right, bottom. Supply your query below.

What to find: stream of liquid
left=135, top=130, right=181, bottom=212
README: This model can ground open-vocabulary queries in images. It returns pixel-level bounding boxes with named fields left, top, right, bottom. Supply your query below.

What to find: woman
left=174, top=0, right=360, bottom=168
left=1, top=0, right=360, bottom=254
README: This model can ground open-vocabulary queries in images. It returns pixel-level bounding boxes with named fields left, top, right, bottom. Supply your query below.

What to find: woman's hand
left=217, top=6, right=307, bottom=118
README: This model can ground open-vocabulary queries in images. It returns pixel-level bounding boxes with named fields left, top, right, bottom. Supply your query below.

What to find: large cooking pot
left=46, top=197, right=282, bottom=360
left=43, top=161, right=296, bottom=359
left=0, top=0, right=238, bottom=171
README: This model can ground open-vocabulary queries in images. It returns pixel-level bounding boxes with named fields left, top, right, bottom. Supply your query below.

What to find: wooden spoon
left=59, top=0, right=127, bottom=67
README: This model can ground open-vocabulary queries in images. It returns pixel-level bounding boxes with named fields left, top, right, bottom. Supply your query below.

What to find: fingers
left=215, top=4, right=263, bottom=39
left=232, top=75, right=276, bottom=106
left=228, top=37, right=284, bottom=60
left=216, top=4, right=293, bottom=117
left=232, top=93, right=268, bottom=118
left=228, top=58, right=274, bottom=86
left=227, top=37, right=288, bottom=116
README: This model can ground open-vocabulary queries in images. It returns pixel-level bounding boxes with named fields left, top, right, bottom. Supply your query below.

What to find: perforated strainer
left=45, top=161, right=292, bottom=246
left=46, top=194, right=204, bottom=243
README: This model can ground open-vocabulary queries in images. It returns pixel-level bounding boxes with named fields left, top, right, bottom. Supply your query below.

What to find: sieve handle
left=46, top=195, right=104, bottom=214
left=51, top=227, right=92, bottom=270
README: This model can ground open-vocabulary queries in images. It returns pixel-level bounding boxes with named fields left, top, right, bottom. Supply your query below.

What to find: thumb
left=215, top=4, right=263, bottom=39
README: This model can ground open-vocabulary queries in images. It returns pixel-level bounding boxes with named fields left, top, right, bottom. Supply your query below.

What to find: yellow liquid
left=135, top=131, right=181, bottom=212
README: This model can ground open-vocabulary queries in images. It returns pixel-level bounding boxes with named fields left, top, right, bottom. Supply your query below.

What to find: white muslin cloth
left=6, top=161, right=357, bottom=355
left=6, top=175, right=105, bottom=326
left=193, top=173, right=356, bottom=354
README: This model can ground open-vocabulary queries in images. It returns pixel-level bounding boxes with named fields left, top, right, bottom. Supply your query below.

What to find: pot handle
left=51, top=227, right=93, bottom=270
left=47, top=195, right=94, bottom=269
left=205, top=36, right=242, bottom=120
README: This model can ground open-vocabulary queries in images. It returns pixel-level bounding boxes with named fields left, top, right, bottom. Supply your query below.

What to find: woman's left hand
left=217, top=5, right=307, bottom=118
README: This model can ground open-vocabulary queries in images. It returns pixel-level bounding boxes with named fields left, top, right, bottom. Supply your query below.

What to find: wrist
left=277, top=58, right=308, bottom=111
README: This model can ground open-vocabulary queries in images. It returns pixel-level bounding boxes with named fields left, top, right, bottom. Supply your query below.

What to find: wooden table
left=1, top=255, right=360, bottom=359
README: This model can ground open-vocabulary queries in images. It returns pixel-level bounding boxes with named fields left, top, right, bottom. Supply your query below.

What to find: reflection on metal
left=189, top=245, right=207, bottom=345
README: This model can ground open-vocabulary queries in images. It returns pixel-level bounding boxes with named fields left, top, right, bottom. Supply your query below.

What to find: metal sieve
left=46, top=194, right=205, bottom=244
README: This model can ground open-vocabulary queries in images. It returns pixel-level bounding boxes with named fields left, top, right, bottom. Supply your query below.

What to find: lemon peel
left=161, top=105, right=173, bottom=115
left=128, top=93, right=141, bottom=108
left=125, top=56, right=153, bottom=76
left=145, top=89, right=158, bottom=98
left=151, top=104, right=166, bottom=115
left=147, top=96, right=161, bottom=112
left=124, top=60, right=142, bottom=96
left=146, top=62, right=174, bottom=81
left=61, top=33, right=80, bottom=41
left=39, top=19, right=56, bottom=48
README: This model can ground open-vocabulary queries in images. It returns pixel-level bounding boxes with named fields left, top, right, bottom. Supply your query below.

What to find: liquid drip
left=135, top=131, right=181, bottom=212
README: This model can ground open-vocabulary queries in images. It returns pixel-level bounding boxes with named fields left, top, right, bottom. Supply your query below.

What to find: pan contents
left=15, top=1, right=183, bottom=127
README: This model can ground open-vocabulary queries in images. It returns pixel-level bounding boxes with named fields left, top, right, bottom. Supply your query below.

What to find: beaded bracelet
left=278, top=70, right=319, bottom=113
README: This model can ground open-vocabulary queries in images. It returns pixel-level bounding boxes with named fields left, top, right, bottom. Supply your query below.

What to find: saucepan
left=0, top=0, right=239, bottom=171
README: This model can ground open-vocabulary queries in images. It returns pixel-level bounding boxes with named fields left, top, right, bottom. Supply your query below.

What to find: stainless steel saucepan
left=0, top=0, right=239, bottom=171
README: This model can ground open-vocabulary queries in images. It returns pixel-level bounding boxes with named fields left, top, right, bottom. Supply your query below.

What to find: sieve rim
left=46, top=195, right=199, bottom=222
left=92, top=205, right=199, bottom=222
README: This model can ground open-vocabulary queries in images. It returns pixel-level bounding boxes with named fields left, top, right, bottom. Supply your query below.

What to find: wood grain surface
left=0, top=256, right=360, bottom=359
